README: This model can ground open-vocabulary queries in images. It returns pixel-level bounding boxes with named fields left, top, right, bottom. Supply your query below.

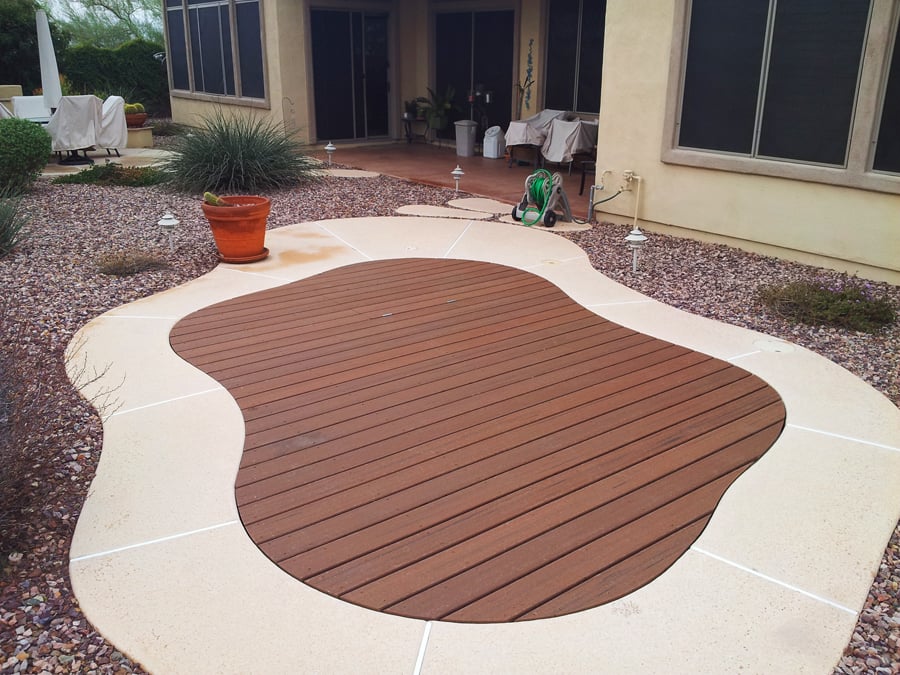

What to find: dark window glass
left=236, top=0, right=264, bottom=98
left=166, top=8, right=190, bottom=90
left=435, top=12, right=472, bottom=134
left=544, top=0, right=579, bottom=111
left=197, top=6, right=226, bottom=94
left=758, top=0, right=870, bottom=165
left=575, top=0, right=605, bottom=113
left=311, top=10, right=356, bottom=140
left=188, top=8, right=204, bottom=90
left=874, top=16, right=900, bottom=173
left=679, top=0, right=768, bottom=154
left=472, top=10, right=514, bottom=129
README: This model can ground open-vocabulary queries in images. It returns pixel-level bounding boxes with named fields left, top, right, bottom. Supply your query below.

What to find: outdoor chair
left=0, top=102, right=12, bottom=119
left=11, top=95, right=51, bottom=123
left=504, top=109, right=566, bottom=167
left=46, top=95, right=103, bottom=165
left=97, top=96, right=127, bottom=157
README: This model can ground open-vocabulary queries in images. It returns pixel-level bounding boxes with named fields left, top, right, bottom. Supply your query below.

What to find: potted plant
left=419, top=86, right=456, bottom=131
left=124, top=102, right=148, bottom=128
left=200, top=191, right=270, bottom=263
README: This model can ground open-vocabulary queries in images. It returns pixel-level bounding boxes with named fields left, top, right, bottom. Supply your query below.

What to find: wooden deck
left=169, top=258, right=785, bottom=623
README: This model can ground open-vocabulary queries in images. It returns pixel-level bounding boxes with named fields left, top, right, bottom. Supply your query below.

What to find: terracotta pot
left=201, top=195, right=270, bottom=263
left=125, top=112, right=148, bottom=128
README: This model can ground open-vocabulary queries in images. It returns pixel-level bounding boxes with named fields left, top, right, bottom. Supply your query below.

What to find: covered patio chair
left=0, top=102, right=12, bottom=119
left=97, top=95, right=127, bottom=157
left=46, top=94, right=102, bottom=164
left=504, top=109, right=567, bottom=167
left=11, top=95, right=51, bottom=123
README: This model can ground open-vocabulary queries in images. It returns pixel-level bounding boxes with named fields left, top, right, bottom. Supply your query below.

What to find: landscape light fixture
left=157, top=211, right=179, bottom=253
left=625, top=227, right=647, bottom=273
left=451, top=165, right=464, bottom=194
left=324, top=141, right=336, bottom=166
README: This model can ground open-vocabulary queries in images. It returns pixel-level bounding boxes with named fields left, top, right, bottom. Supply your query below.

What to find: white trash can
left=483, top=125, right=506, bottom=159
left=454, top=119, right=478, bottom=157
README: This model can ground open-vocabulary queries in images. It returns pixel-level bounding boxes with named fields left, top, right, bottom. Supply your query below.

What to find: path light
left=451, top=165, right=464, bottom=194
left=625, top=227, right=647, bottom=273
left=324, top=141, right=336, bottom=166
left=158, top=211, right=179, bottom=254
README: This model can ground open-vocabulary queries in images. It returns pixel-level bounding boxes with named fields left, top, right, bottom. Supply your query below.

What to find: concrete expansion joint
left=111, top=387, right=225, bottom=417
left=70, top=520, right=241, bottom=564
left=690, top=546, right=856, bottom=615
left=786, top=423, right=900, bottom=453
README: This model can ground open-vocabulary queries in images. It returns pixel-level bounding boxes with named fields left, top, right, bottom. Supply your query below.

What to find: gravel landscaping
left=0, top=170, right=897, bottom=673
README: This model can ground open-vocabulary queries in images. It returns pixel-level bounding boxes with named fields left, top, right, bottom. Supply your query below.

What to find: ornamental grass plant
left=758, top=278, right=896, bottom=332
left=0, top=188, right=28, bottom=258
left=161, top=111, right=320, bottom=193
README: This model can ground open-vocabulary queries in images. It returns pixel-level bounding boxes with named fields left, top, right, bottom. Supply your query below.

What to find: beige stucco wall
left=594, top=3, right=900, bottom=283
left=170, top=0, right=311, bottom=142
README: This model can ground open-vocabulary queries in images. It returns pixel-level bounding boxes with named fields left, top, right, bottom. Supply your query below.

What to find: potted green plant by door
left=201, top=192, right=270, bottom=263
left=419, top=86, right=456, bottom=131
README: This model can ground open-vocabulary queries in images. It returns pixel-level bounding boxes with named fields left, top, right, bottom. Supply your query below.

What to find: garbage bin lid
left=454, top=119, right=478, bottom=127
left=485, top=125, right=501, bottom=136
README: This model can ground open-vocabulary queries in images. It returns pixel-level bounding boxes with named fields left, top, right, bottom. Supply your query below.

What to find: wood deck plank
left=169, top=258, right=786, bottom=623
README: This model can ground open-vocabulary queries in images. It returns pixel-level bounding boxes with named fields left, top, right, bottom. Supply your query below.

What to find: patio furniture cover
left=0, top=102, right=12, bottom=119
left=541, top=118, right=599, bottom=164
left=46, top=95, right=102, bottom=152
left=11, top=95, right=51, bottom=123
left=504, top=109, right=567, bottom=147
left=97, top=96, right=127, bottom=151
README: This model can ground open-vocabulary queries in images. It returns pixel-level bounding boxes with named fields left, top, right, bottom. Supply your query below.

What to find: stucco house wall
left=593, top=1, right=900, bottom=283
left=163, top=0, right=899, bottom=282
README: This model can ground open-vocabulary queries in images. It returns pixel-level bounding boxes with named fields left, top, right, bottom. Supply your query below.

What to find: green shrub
left=52, top=162, right=166, bottom=187
left=96, top=250, right=168, bottom=276
left=0, top=189, right=29, bottom=257
left=758, top=279, right=896, bottom=333
left=0, top=118, right=51, bottom=194
left=161, top=111, right=320, bottom=193
left=63, top=39, right=168, bottom=114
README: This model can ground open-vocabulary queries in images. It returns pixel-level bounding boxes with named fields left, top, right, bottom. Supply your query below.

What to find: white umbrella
left=36, top=10, right=62, bottom=111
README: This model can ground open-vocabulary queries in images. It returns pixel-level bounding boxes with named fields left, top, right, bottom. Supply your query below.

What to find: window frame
left=662, top=0, right=900, bottom=195
left=164, top=0, right=269, bottom=108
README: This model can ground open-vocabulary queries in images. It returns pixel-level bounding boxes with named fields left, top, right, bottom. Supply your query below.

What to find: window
left=544, top=0, right=606, bottom=113
left=666, top=0, right=900, bottom=192
left=874, top=11, right=900, bottom=174
left=679, top=0, right=871, bottom=166
left=164, top=0, right=265, bottom=100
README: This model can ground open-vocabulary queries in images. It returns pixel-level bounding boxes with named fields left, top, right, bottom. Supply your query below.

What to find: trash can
left=454, top=119, right=478, bottom=157
left=483, top=125, right=506, bottom=159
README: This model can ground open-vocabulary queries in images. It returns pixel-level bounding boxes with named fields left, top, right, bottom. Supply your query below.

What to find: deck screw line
left=412, top=621, right=432, bottom=675
left=110, top=387, right=225, bottom=417
left=786, top=424, right=900, bottom=453
left=70, top=520, right=240, bottom=564
left=691, top=546, right=856, bottom=615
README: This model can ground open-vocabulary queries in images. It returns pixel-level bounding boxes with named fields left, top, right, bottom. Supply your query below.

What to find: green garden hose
left=521, top=169, right=554, bottom=226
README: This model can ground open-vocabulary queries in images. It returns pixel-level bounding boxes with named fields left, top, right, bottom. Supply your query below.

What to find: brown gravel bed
left=0, top=173, right=897, bottom=673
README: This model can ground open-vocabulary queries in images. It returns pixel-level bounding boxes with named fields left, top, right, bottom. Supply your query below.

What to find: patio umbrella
left=36, top=10, right=62, bottom=111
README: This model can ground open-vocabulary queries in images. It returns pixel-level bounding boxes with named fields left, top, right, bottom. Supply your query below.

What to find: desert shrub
left=0, top=188, right=29, bottom=257
left=758, top=278, right=896, bottom=332
left=52, top=162, right=166, bottom=187
left=96, top=250, right=168, bottom=276
left=0, top=117, right=52, bottom=194
left=161, top=111, right=320, bottom=193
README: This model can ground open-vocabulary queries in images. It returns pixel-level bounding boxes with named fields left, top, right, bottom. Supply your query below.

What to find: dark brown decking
left=169, top=258, right=785, bottom=623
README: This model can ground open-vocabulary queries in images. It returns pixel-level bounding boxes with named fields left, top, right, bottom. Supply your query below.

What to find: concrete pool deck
left=66, top=215, right=900, bottom=674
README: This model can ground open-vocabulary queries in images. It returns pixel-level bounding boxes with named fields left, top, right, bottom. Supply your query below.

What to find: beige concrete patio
left=66, top=211, right=900, bottom=673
